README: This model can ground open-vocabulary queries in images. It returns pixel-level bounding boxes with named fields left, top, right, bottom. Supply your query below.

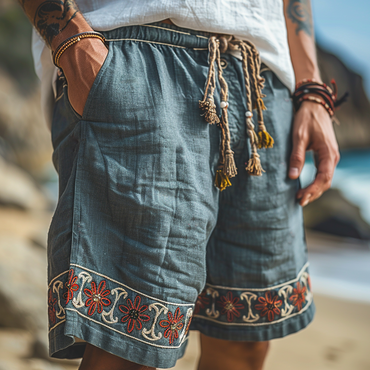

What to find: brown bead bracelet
left=53, top=31, right=107, bottom=68
left=297, top=95, right=334, bottom=117
left=292, top=79, right=348, bottom=119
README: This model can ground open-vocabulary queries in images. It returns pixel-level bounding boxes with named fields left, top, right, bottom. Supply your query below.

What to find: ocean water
left=301, top=149, right=370, bottom=224
left=301, top=149, right=370, bottom=303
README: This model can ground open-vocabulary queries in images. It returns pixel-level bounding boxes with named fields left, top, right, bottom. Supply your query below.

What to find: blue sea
left=301, top=149, right=370, bottom=224
left=301, top=149, right=370, bottom=303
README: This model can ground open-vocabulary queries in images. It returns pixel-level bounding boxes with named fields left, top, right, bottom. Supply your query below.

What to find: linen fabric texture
left=47, top=23, right=315, bottom=369
left=32, top=0, right=294, bottom=126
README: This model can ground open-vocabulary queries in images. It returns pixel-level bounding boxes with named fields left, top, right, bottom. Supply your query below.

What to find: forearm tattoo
left=286, top=0, right=313, bottom=37
left=19, top=0, right=80, bottom=46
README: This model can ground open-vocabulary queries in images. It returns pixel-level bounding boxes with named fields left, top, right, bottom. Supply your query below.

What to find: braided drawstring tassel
left=216, top=44, right=237, bottom=180
left=245, top=113, right=259, bottom=146
left=199, top=37, right=220, bottom=125
left=199, top=98, right=219, bottom=124
left=214, top=169, right=232, bottom=191
left=239, top=42, right=264, bottom=176
left=245, top=148, right=264, bottom=176
left=244, top=42, right=274, bottom=149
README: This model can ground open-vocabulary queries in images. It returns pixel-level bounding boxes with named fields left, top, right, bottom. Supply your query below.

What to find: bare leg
left=197, top=333, right=269, bottom=370
left=79, top=343, right=156, bottom=370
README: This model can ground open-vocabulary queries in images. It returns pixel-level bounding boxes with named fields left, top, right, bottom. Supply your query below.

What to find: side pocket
left=63, top=44, right=113, bottom=121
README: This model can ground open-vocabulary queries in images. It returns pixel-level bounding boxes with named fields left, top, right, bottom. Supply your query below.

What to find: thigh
left=48, top=24, right=221, bottom=368
left=191, top=67, right=315, bottom=342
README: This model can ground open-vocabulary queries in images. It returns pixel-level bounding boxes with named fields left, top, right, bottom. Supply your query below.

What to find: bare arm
left=283, top=0, right=340, bottom=206
left=19, top=0, right=108, bottom=116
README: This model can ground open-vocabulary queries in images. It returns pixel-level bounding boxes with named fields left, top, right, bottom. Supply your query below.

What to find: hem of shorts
left=49, top=311, right=188, bottom=368
left=190, top=300, right=315, bottom=342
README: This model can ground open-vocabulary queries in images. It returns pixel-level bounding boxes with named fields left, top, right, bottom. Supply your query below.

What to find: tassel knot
left=214, top=169, right=232, bottom=191
left=245, top=153, right=265, bottom=176
left=199, top=99, right=220, bottom=124
left=258, top=129, right=274, bottom=149
left=224, top=148, right=237, bottom=178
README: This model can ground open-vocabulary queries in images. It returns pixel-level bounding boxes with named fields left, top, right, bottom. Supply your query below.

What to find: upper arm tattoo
left=286, top=0, right=313, bottom=37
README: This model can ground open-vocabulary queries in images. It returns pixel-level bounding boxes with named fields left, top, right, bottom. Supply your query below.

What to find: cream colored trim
left=66, top=308, right=189, bottom=349
left=142, top=24, right=191, bottom=36
left=54, top=92, right=64, bottom=103
left=196, top=35, right=209, bottom=39
left=48, top=319, right=66, bottom=333
left=205, top=262, right=310, bottom=291
left=48, top=270, right=69, bottom=287
left=193, top=297, right=313, bottom=327
left=105, top=38, right=186, bottom=49
left=70, top=263, right=194, bottom=307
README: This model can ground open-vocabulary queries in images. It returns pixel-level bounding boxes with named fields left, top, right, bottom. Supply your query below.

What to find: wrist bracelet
left=297, top=95, right=334, bottom=117
left=53, top=31, right=107, bottom=68
left=292, top=79, right=348, bottom=119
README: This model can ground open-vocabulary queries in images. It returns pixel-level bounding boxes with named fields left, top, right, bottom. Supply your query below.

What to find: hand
left=288, top=101, right=340, bottom=206
left=58, top=38, right=109, bottom=116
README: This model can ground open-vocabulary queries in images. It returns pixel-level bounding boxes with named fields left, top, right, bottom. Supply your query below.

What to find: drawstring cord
left=199, top=35, right=273, bottom=190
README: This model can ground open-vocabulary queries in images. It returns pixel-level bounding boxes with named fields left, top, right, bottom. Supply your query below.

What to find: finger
left=298, top=156, right=335, bottom=206
left=289, top=130, right=308, bottom=180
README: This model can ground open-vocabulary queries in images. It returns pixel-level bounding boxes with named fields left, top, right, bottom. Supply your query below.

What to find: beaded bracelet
left=53, top=31, right=107, bottom=68
left=297, top=95, right=334, bottom=117
left=292, top=79, right=348, bottom=118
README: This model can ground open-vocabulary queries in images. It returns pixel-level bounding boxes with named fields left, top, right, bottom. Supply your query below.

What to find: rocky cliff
left=317, top=46, right=370, bottom=150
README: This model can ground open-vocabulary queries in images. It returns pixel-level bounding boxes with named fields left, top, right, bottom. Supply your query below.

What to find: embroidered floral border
left=48, top=265, right=193, bottom=349
left=192, top=263, right=313, bottom=326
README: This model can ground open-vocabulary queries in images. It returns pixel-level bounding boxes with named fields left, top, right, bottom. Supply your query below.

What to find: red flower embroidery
left=159, top=307, right=184, bottom=345
left=84, top=280, right=111, bottom=316
left=217, top=292, right=244, bottom=323
left=194, top=291, right=210, bottom=315
left=63, top=269, right=79, bottom=303
left=289, top=282, right=307, bottom=311
left=255, top=291, right=282, bottom=322
left=118, top=296, right=151, bottom=333
left=48, top=289, right=57, bottom=325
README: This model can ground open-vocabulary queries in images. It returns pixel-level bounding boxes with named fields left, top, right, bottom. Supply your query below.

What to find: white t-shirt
left=32, top=0, right=295, bottom=126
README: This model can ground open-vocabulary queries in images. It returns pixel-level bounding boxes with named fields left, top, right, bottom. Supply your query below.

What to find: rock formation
left=317, top=45, right=370, bottom=150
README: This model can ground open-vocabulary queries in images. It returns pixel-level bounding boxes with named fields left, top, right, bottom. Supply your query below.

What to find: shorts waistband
left=100, top=22, right=275, bottom=191
left=101, top=22, right=210, bottom=50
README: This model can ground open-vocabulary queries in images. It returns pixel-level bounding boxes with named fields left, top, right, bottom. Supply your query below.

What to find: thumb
left=289, top=138, right=307, bottom=179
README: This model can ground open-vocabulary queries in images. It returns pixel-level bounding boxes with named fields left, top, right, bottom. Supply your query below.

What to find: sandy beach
left=1, top=207, right=369, bottom=370
left=170, top=294, right=370, bottom=370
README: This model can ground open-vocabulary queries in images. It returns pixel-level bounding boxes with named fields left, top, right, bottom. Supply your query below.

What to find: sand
left=169, top=294, right=370, bottom=370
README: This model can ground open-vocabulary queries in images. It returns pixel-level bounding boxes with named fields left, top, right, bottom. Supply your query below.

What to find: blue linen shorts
left=48, top=22, right=315, bottom=368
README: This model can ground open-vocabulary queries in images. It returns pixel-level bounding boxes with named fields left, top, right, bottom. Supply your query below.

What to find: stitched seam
left=196, top=34, right=209, bottom=39
left=55, top=92, right=64, bottom=103
left=70, top=263, right=194, bottom=307
left=48, top=319, right=66, bottom=333
left=205, top=262, right=310, bottom=291
left=142, top=24, right=209, bottom=39
left=105, top=38, right=186, bottom=49
left=66, top=308, right=189, bottom=349
left=49, top=270, right=69, bottom=287
left=142, top=24, right=191, bottom=35
left=192, top=297, right=313, bottom=327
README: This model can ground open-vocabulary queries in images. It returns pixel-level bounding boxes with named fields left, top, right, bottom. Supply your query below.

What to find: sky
left=312, top=0, right=370, bottom=97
